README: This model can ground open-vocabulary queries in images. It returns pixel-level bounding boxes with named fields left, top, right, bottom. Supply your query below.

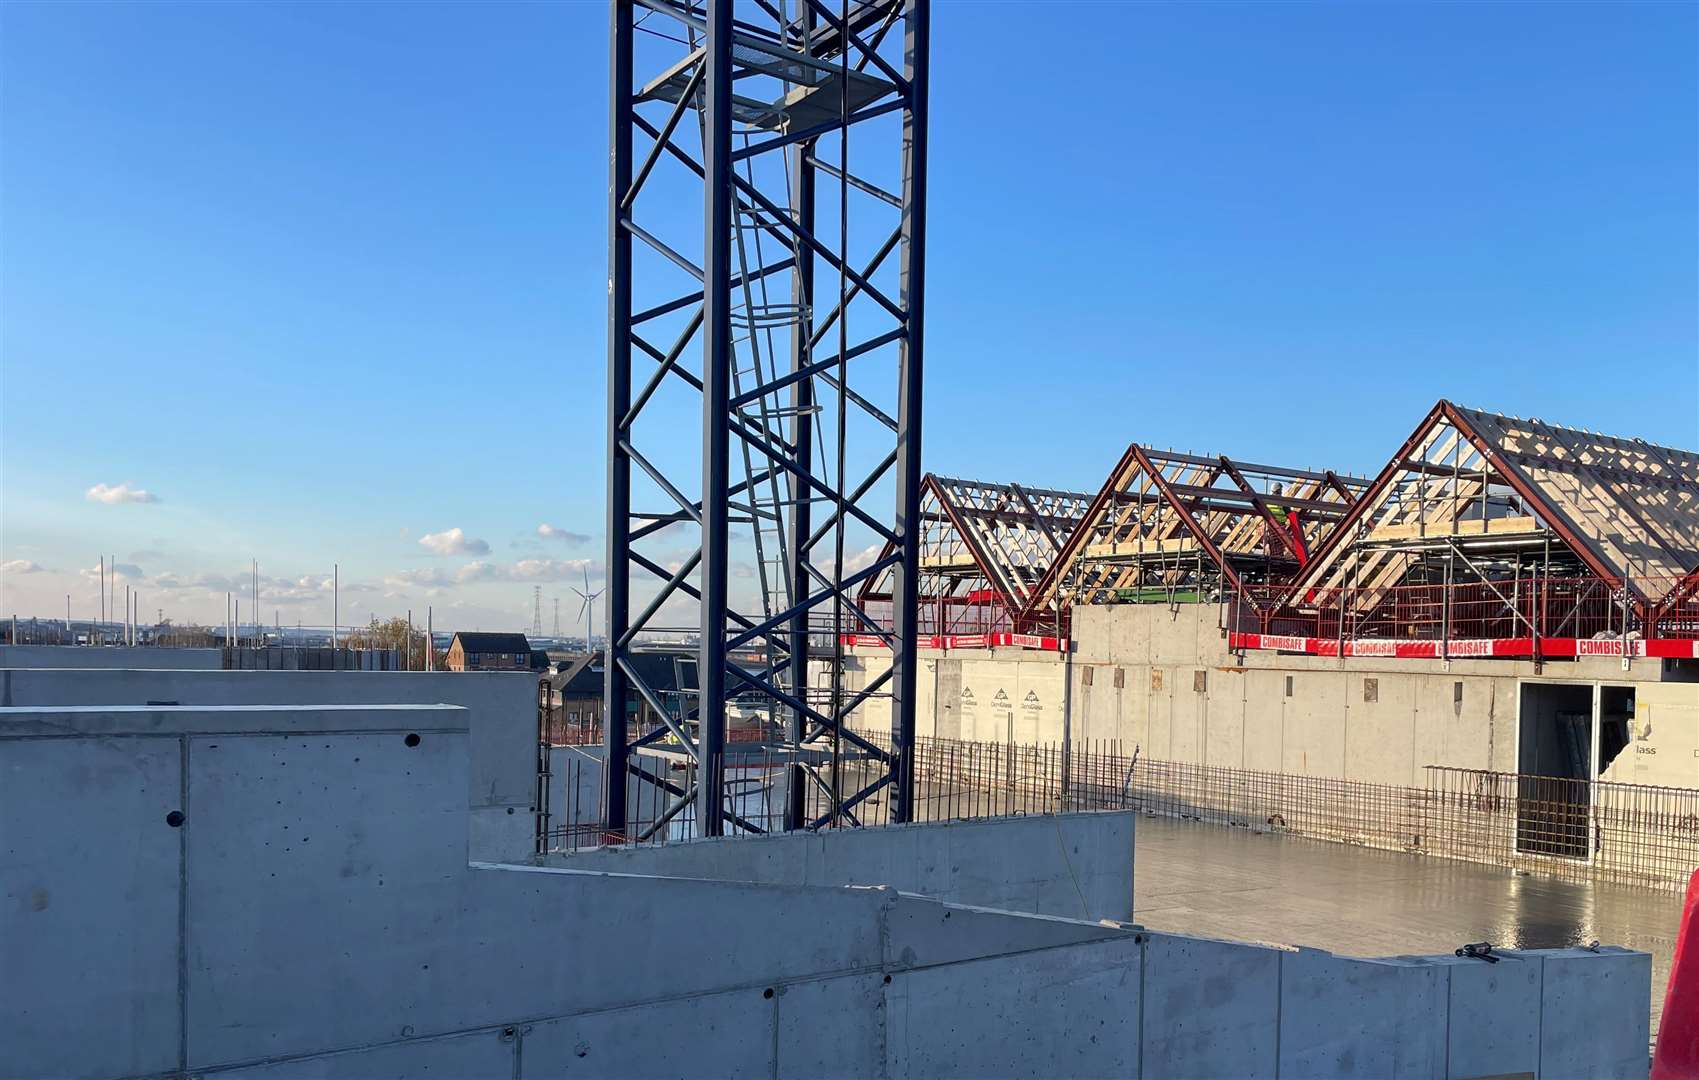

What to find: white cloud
left=537, top=524, right=590, bottom=545
left=385, top=567, right=456, bottom=590
left=507, top=558, right=595, bottom=583
left=842, top=543, right=885, bottom=575
left=1, top=559, right=47, bottom=574
left=419, top=527, right=490, bottom=556
left=384, top=558, right=598, bottom=592
left=86, top=482, right=159, bottom=505
left=80, top=561, right=146, bottom=583
left=454, top=561, right=500, bottom=584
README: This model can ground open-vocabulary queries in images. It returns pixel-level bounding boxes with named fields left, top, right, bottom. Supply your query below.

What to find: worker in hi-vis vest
left=1265, top=484, right=1309, bottom=566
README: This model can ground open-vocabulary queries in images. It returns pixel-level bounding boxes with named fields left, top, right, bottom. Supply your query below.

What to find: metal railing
left=1245, top=573, right=1698, bottom=644
left=536, top=726, right=1699, bottom=892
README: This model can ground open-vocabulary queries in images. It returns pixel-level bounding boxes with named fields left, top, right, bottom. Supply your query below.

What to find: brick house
left=445, top=632, right=536, bottom=672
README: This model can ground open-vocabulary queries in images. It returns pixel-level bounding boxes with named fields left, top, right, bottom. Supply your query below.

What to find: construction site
left=4, top=1, right=1694, bottom=1078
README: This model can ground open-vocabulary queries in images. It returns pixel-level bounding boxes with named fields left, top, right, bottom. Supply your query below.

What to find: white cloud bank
left=418, top=527, right=490, bottom=556
left=1, top=559, right=47, bottom=574
left=537, top=524, right=590, bottom=545
left=86, top=482, right=159, bottom=505
left=385, top=558, right=597, bottom=592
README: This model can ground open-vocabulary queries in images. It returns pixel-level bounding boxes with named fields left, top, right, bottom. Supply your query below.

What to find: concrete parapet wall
left=0, top=667, right=537, bottom=860
left=542, top=811, right=1135, bottom=922
left=2, top=702, right=1650, bottom=1079
left=0, top=644, right=224, bottom=669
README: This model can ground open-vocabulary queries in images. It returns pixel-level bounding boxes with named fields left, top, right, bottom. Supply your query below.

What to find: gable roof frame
left=1283, top=400, right=1699, bottom=618
left=855, top=474, right=1094, bottom=627
left=1031, top=444, right=1365, bottom=616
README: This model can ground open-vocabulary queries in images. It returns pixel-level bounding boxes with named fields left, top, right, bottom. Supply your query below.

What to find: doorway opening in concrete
left=1598, top=685, right=1635, bottom=781
left=1516, top=682, right=1594, bottom=859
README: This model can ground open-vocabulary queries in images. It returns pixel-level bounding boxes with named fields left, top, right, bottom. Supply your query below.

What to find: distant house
left=445, top=632, right=536, bottom=672
left=542, top=650, right=698, bottom=743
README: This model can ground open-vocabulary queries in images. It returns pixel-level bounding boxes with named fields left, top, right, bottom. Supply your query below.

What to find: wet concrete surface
left=1133, top=814, right=1683, bottom=1036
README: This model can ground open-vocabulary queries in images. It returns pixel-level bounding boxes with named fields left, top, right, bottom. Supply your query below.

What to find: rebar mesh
left=536, top=725, right=1699, bottom=893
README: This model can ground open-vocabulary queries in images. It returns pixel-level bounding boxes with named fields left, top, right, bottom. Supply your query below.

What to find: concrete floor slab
left=1132, top=815, right=1677, bottom=1041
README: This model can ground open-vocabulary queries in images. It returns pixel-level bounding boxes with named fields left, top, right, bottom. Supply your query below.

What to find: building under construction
left=830, top=399, right=1698, bottom=858
left=853, top=474, right=1094, bottom=643
left=847, top=398, right=1699, bottom=665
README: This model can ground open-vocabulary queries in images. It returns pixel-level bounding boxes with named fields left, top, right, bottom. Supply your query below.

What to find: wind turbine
left=571, top=566, right=605, bottom=655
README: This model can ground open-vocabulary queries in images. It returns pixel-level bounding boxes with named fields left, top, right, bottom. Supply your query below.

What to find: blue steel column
left=602, top=0, right=633, bottom=836
left=887, top=0, right=929, bottom=823
left=696, top=0, right=733, bottom=837
left=784, top=138, right=816, bottom=832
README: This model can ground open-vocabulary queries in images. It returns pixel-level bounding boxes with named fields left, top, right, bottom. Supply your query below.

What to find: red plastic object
left=1652, top=867, right=1699, bottom=1078
left=1286, top=511, right=1309, bottom=567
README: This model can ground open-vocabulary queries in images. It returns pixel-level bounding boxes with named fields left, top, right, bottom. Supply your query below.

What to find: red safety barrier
left=1652, top=867, right=1699, bottom=1079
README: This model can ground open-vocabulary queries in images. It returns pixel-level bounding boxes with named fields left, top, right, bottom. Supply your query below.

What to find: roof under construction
left=859, top=474, right=1095, bottom=634
left=1287, top=400, right=1699, bottom=614
left=1031, top=445, right=1369, bottom=614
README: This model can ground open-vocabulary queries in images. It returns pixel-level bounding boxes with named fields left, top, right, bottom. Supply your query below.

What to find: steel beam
left=887, top=0, right=927, bottom=824
left=696, top=0, right=734, bottom=837
left=603, top=0, right=634, bottom=834
left=784, top=121, right=815, bottom=831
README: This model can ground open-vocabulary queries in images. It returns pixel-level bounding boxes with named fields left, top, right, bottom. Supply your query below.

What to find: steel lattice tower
left=605, top=0, right=928, bottom=837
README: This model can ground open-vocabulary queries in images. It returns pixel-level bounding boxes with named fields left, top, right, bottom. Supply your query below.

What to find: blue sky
left=2, top=0, right=1694, bottom=632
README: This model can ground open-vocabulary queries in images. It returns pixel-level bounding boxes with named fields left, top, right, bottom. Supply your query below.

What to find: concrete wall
left=2, top=702, right=1650, bottom=1079
left=0, top=644, right=223, bottom=669
left=830, top=648, right=1070, bottom=746
left=1067, top=604, right=1698, bottom=788
left=0, top=667, right=538, bottom=860
left=838, top=604, right=1697, bottom=791
left=544, top=811, right=1134, bottom=923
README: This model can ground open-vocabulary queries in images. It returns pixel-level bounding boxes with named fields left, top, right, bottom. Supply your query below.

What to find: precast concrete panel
left=0, top=735, right=183, bottom=1079
left=1167, top=669, right=1203, bottom=763
left=1275, top=950, right=1446, bottom=1078
left=0, top=645, right=223, bottom=669
left=774, top=973, right=887, bottom=1077
left=185, top=729, right=471, bottom=1068
left=1010, top=660, right=1065, bottom=747
left=1203, top=667, right=1246, bottom=769
left=956, top=662, right=1013, bottom=744
left=547, top=812, right=1136, bottom=922
left=883, top=895, right=1131, bottom=969
left=1145, top=669, right=1174, bottom=760
left=1070, top=605, right=1114, bottom=664
left=1444, top=952, right=1542, bottom=1080
left=462, top=866, right=889, bottom=1020
left=883, top=936, right=1143, bottom=1079
left=0, top=668, right=537, bottom=860
left=1281, top=672, right=1348, bottom=778
left=1346, top=671, right=1419, bottom=786
left=1140, top=931, right=1282, bottom=1078
left=1242, top=669, right=1286, bottom=772
left=932, top=659, right=962, bottom=740
left=206, top=1028, right=516, bottom=1079
left=1414, top=673, right=1499, bottom=775
left=1537, top=947, right=1652, bottom=1078
left=520, top=985, right=775, bottom=1076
